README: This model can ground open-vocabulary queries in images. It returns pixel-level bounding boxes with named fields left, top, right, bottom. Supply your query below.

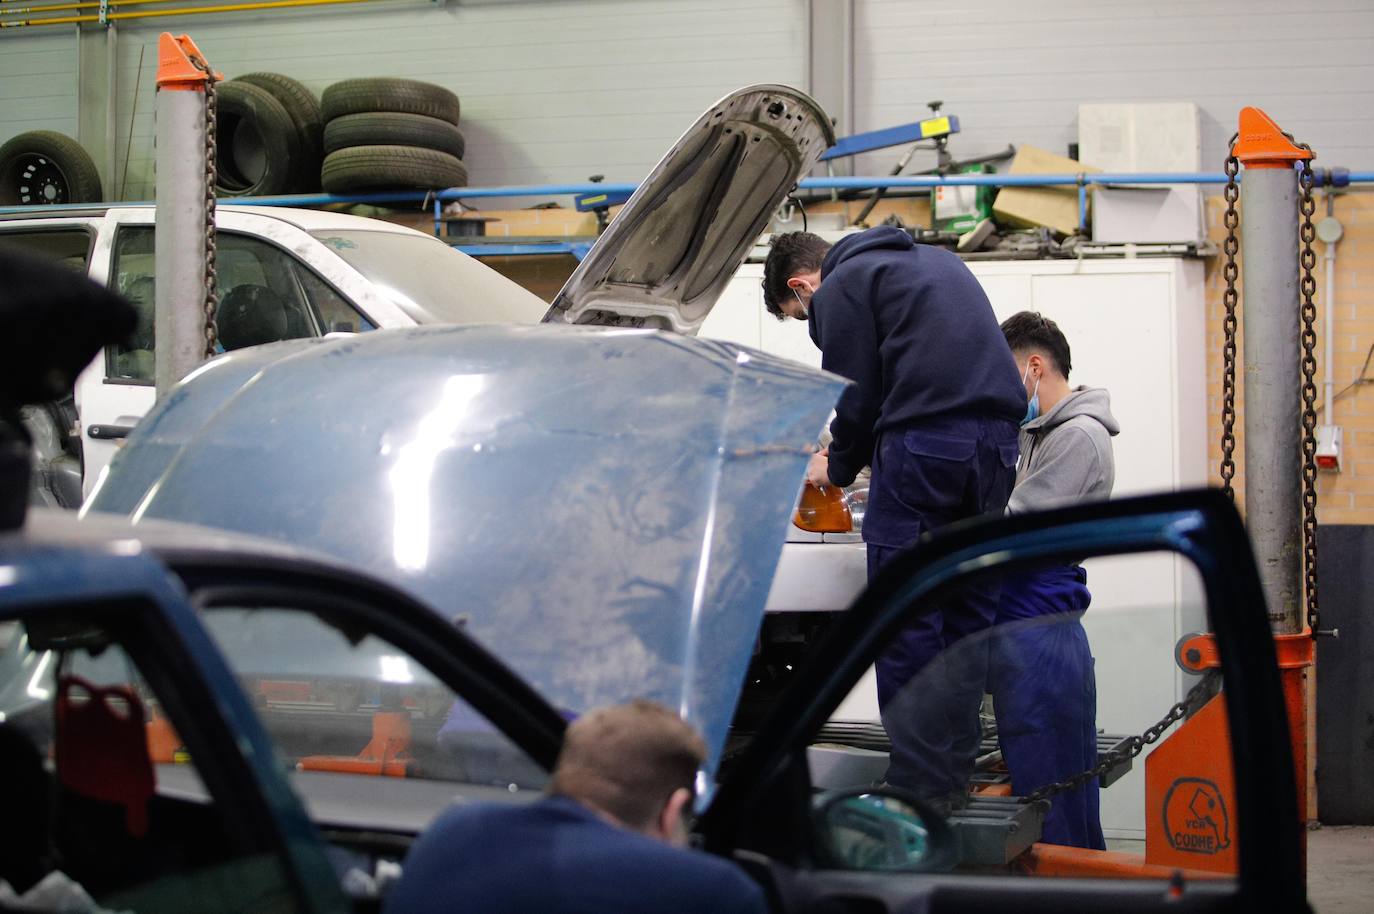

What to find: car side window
left=0, top=228, right=93, bottom=271
left=807, top=551, right=1240, bottom=884
left=107, top=227, right=371, bottom=382
left=199, top=604, right=549, bottom=797
left=0, top=614, right=302, bottom=912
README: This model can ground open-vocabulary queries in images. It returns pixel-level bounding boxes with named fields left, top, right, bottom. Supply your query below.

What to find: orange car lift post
left=1020, top=108, right=1317, bottom=883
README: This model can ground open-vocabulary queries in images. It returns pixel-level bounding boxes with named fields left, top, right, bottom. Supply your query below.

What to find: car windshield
left=311, top=230, right=548, bottom=326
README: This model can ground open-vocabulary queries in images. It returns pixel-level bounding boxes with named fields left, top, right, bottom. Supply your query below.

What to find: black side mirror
left=813, top=786, right=957, bottom=873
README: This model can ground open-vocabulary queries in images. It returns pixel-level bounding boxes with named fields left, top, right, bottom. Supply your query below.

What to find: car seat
left=216, top=284, right=293, bottom=351
left=0, top=723, right=55, bottom=893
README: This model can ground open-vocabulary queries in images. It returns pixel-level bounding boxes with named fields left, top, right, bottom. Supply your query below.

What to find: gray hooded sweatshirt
left=1007, top=386, right=1120, bottom=515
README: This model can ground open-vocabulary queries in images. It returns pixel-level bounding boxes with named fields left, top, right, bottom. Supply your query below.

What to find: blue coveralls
left=865, top=415, right=1019, bottom=800
left=990, top=564, right=1105, bottom=849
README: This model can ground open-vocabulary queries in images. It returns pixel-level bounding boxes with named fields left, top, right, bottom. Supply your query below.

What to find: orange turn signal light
left=794, top=483, right=853, bottom=534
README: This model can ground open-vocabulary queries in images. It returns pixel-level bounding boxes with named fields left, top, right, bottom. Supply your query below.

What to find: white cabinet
left=701, top=256, right=1208, bottom=838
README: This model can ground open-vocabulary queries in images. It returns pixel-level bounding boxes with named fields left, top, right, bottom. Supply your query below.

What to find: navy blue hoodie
left=809, top=226, right=1025, bottom=487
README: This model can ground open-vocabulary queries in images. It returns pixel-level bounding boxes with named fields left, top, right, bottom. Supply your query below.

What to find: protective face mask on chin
left=1021, top=364, right=1041, bottom=427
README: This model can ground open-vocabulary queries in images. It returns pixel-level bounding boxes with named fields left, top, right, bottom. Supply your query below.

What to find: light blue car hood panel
left=88, top=325, right=845, bottom=776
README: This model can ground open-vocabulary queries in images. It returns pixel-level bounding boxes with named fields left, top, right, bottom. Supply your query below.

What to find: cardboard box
left=992, top=145, right=1099, bottom=237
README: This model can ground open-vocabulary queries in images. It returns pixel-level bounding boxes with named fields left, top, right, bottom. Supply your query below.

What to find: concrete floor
left=1308, top=826, right=1373, bottom=913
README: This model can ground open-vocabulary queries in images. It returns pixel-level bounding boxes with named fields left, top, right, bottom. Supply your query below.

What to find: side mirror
left=813, top=787, right=956, bottom=873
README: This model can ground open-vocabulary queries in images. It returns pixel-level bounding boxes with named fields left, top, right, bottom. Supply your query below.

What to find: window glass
left=201, top=606, right=547, bottom=803
left=0, top=618, right=299, bottom=912
left=108, top=228, right=371, bottom=382
left=312, top=230, right=547, bottom=325
left=0, top=228, right=92, bottom=270
left=809, top=552, right=1235, bottom=880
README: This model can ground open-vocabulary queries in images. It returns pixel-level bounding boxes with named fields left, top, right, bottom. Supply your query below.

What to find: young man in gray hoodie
left=993, top=312, right=1120, bottom=850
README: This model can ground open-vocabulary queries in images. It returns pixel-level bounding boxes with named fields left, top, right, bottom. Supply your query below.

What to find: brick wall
left=1204, top=190, right=1374, bottom=525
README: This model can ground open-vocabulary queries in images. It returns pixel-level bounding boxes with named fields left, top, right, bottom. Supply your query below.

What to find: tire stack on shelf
left=320, top=78, right=468, bottom=194
left=214, top=72, right=324, bottom=197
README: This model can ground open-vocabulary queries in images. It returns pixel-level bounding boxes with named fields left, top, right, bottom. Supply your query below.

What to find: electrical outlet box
left=1316, top=425, right=1342, bottom=472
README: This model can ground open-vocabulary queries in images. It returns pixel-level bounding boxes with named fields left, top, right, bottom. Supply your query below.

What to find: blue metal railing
left=4, top=171, right=1370, bottom=234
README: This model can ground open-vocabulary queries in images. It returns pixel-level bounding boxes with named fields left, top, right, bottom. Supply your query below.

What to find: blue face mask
left=1021, top=363, right=1041, bottom=427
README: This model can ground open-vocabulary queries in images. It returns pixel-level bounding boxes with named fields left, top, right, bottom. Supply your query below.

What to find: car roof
left=0, top=204, right=429, bottom=236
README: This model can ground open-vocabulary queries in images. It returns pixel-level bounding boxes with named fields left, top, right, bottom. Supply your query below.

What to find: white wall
left=4, top=1, right=1370, bottom=203
left=853, top=0, right=1374, bottom=174
left=94, top=0, right=805, bottom=200
left=0, top=29, right=79, bottom=147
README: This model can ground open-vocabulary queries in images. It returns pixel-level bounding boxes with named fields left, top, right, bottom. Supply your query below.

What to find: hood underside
left=544, top=85, right=835, bottom=334
left=86, top=327, right=845, bottom=781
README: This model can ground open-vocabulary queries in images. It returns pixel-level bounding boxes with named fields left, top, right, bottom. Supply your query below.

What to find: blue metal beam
left=3, top=172, right=1372, bottom=217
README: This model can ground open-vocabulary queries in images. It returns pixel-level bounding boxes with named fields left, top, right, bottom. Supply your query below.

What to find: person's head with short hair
left=762, top=232, right=832, bottom=321
left=548, top=700, right=706, bottom=847
left=1001, top=311, right=1073, bottom=414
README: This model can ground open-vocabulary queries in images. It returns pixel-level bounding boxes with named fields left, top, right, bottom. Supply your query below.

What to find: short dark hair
left=1001, top=311, right=1071, bottom=379
left=549, top=700, right=706, bottom=831
left=762, top=232, right=831, bottom=320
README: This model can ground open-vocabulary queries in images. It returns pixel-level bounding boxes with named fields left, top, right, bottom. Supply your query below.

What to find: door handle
left=87, top=424, right=134, bottom=440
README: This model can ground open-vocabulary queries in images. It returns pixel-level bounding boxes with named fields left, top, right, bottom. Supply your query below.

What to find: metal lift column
left=153, top=34, right=218, bottom=400
left=1235, top=108, right=1313, bottom=635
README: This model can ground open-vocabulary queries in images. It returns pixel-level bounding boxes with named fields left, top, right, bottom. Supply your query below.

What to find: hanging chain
left=191, top=56, right=220, bottom=359
left=1296, top=148, right=1322, bottom=637
left=1026, top=673, right=1218, bottom=804
left=1218, top=144, right=1241, bottom=502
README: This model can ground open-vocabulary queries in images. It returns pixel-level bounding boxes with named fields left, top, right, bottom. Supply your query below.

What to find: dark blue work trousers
left=862, top=415, right=1019, bottom=800
left=991, top=566, right=1105, bottom=850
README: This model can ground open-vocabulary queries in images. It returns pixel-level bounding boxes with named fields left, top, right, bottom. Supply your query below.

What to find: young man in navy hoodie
left=763, top=227, right=1026, bottom=808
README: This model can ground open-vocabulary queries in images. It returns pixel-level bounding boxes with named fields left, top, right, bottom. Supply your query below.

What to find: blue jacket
left=809, top=227, right=1025, bottom=486
left=382, top=795, right=768, bottom=914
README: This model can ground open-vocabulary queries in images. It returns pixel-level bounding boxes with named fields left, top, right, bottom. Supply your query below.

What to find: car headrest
left=216, top=283, right=290, bottom=351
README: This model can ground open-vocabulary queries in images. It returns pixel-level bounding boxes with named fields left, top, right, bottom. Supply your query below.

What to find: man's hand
left=806, top=448, right=832, bottom=488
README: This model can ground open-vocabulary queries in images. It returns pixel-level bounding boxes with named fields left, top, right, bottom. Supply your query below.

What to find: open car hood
left=543, top=85, right=834, bottom=334
left=86, top=326, right=845, bottom=781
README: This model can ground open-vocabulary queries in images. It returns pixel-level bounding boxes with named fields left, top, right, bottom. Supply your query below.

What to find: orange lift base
left=1018, top=844, right=1227, bottom=881
left=298, top=710, right=415, bottom=778
left=1023, top=629, right=1313, bottom=880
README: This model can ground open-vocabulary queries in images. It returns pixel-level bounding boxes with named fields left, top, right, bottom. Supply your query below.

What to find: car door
left=76, top=208, right=376, bottom=496
left=0, top=546, right=348, bottom=914
left=702, top=490, right=1306, bottom=913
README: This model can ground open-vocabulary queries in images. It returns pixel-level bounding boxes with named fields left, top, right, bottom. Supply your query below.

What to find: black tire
left=232, top=72, right=324, bottom=191
left=321, top=145, right=468, bottom=194
left=214, top=80, right=301, bottom=197
left=0, top=131, right=102, bottom=205
left=322, top=78, right=460, bottom=125
left=323, top=112, right=466, bottom=159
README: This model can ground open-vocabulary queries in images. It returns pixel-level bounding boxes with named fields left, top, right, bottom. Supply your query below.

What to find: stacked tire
left=320, top=78, right=467, bottom=194
left=215, top=72, right=323, bottom=197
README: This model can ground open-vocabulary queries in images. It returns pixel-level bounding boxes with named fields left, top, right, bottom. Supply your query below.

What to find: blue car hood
left=86, top=325, right=844, bottom=779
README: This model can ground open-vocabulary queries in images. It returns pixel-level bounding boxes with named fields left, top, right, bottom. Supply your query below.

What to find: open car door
left=702, top=490, right=1307, bottom=913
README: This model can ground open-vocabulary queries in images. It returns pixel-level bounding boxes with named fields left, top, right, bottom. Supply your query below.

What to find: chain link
left=1219, top=147, right=1241, bottom=502
left=190, top=57, right=220, bottom=359
left=1297, top=149, right=1321, bottom=636
left=1026, top=674, right=1218, bottom=804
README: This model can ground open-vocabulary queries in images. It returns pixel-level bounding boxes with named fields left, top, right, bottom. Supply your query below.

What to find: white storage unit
left=701, top=256, right=1208, bottom=838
